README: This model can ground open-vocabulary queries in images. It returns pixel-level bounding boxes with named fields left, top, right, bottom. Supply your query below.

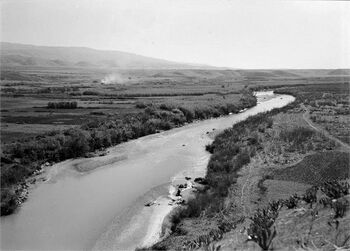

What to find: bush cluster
left=82, top=90, right=101, bottom=95
left=47, top=101, right=78, bottom=109
left=321, top=180, right=350, bottom=199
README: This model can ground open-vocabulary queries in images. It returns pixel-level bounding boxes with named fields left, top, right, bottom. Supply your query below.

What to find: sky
left=1, top=0, right=349, bottom=69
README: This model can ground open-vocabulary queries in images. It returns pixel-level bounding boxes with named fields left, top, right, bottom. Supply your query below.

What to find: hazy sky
left=1, top=0, right=349, bottom=68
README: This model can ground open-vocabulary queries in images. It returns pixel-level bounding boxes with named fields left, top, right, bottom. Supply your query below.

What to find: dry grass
left=272, top=151, right=350, bottom=185
left=264, top=180, right=311, bottom=201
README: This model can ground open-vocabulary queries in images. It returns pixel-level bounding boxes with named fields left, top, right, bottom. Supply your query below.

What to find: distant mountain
left=327, top=69, right=350, bottom=75
left=0, top=42, right=212, bottom=69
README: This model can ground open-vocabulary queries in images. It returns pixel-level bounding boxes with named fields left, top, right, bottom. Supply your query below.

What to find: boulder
left=144, top=201, right=154, bottom=207
left=194, top=177, right=208, bottom=185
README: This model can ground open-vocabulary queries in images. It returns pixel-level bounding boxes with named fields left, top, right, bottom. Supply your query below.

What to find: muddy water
left=0, top=92, right=294, bottom=250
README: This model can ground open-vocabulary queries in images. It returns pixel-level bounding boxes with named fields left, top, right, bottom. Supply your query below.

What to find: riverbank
left=148, top=83, right=350, bottom=250
left=146, top=108, right=289, bottom=250
left=135, top=93, right=295, bottom=249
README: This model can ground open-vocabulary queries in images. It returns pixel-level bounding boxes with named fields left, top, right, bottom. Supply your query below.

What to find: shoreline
left=138, top=91, right=287, bottom=249
left=139, top=157, right=209, bottom=249
left=141, top=92, right=295, bottom=249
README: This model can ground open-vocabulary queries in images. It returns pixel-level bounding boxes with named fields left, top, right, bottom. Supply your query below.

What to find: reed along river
left=0, top=92, right=294, bottom=250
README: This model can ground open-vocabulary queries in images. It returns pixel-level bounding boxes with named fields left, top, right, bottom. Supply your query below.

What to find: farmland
left=2, top=67, right=348, bottom=143
left=1, top=67, right=249, bottom=143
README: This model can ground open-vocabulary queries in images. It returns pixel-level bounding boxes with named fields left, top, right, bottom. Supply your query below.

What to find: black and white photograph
left=0, top=0, right=349, bottom=250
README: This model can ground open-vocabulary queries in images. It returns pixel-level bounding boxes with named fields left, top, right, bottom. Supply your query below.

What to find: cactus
left=248, top=205, right=279, bottom=250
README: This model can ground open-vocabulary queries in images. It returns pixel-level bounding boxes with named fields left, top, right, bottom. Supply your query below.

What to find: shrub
left=302, top=186, right=318, bottom=205
left=145, top=106, right=157, bottom=115
left=248, top=208, right=278, bottom=250
left=234, top=150, right=250, bottom=170
left=269, top=200, right=283, bottom=212
left=135, top=101, right=148, bottom=109
left=332, top=200, right=349, bottom=218
left=0, top=189, right=18, bottom=216
left=47, top=101, right=78, bottom=109
left=257, top=178, right=268, bottom=194
left=321, top=181, right=349, bottom=199
left=205, top=144, right=215, bottom=154
left=1, top=164, right=35, bottom=187
left=319, top=197, right=332, bottom=208
left=247, top=133, right=259, bottom=145
left=159, top=103, right=174, bottom=111
left=194, top=177, right=208, bottom=185
left=213, top=175, right=236, bottom=197
left=64, top=129, right=91, bottom=157
left=169, top=193, right=215, bottom=224
left=185, top=195, right=209, bottom=217
left=178, top=106, right=195, bottom=122
left=283, top=195, right=299, bottom=209
left=82, top=90, right=100, bottom=95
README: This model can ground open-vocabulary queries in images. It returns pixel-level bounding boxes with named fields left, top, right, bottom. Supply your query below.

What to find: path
left=240, top=163, right=254, bottom=216
left=301, top=104, right=350, bottom=152
left=240, top=104, right=350, bottom=218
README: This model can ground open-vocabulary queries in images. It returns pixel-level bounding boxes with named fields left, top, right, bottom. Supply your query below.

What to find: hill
left=0, top=42, right=212, bottom=69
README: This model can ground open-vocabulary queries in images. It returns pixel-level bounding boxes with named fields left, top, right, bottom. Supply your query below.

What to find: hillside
left=0, top=42, right=210, bottom=69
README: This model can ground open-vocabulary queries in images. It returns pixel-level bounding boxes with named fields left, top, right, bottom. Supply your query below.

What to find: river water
left=0, top=92, right=294, bottom=250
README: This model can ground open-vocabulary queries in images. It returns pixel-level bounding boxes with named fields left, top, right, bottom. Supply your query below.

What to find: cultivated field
left=1, top=67, right=248, bottom=143
left=1, top=67, right=348, bottom=143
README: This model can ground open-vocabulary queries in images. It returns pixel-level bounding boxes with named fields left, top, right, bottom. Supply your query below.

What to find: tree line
left=47, top=101, right=78, bottom=109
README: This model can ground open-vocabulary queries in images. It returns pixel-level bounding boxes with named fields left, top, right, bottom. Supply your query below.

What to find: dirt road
left=301, top=104, right=350, bottom=152
left=240, top=104, right=350, bottom=218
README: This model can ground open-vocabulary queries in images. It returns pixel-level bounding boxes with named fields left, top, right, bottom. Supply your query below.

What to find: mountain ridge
left=0, top=42, right=217, bottom=69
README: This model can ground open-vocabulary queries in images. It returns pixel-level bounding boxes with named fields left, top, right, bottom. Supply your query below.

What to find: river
left=0, top=92, right=294, bottom=250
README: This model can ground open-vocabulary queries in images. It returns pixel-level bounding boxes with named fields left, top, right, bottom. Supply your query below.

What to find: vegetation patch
left=47, top=101, right=78, bottom=109
left=273, top=151, right=349, bottom=185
